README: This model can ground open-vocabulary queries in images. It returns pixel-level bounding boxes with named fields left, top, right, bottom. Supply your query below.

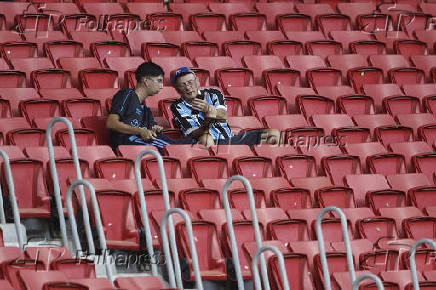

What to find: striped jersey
left=170, top=88, right=233, bottom=140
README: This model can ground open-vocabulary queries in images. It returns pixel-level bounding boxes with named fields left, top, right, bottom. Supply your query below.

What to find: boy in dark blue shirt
left=107, top=62, right=193, bottom=152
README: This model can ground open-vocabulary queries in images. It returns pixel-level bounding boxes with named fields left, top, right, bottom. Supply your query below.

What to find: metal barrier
left=46, top=117, right=93, bottom=250
left=251, top=245, right=290, bottom=290
left=134, top=149, right=176, bottom=277
left=410, top=238, right=436, bottom=290
left=315, top=207, right=355, bottom=290
left=222, top=175, right=269, bottom=290
left=352, top=273, right=384, bottom=290
left=0, top=150, right=25, bottom=250
left=160, top=208, right=203, bottom=290
left=66, top=179, right=114, bottom=284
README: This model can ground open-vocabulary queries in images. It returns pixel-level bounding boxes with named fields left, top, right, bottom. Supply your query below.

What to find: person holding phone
left=170, top=67, right=280, bottom=147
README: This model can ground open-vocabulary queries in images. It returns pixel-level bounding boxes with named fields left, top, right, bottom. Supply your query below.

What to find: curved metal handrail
left=134, top=149, right=176, bottom=278
left=251, top=245, right=290, bottom=290
left=160, top=208, right=203, bottom=290
left=66, top=179, right=114, bottom=284
left=352, top=273, right=385, bottom=290
left=0, top=150, right=24, bottom=250
left=410, top=238, right=436, bottom=290
left=222, top=175, right=269, bottom=290
left=46, top=117, right=93, bottom=251
left=315, top=206, right=355, bottom=290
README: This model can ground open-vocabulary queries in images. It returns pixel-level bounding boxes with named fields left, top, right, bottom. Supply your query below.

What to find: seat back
left=233, top=156, right=273, bottom=178
left=315, top=186, right=356, bottom=208
left=357, top=217, right=398, bottom=244
left=271, top=188, right=312, bottom=210
left=180, top=189, right=221, bottom=217
left=403, top=217, right=436, bottom=240
left=268, top=219, right=309, bottom=242
left=269, top=253, right=314, bottom=290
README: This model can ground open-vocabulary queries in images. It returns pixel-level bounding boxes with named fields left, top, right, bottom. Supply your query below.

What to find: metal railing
left=160, top=208, right=203, bottom=290
left=315, top=207, right=355, bottom=290
left=46, top=117, right=92, bottom=250
left=410, top=238, right=436, bottom=290
left=65, top=179, right=114, bottom=284
left=352, top=273, right=384, bottom=290
left=134, top=149, right=176, bottom=277
left=222, top=175, right=269, bottom=290
left=251, top=245, right=290, bottom=290
left=0, top=150, right=24, bottom=250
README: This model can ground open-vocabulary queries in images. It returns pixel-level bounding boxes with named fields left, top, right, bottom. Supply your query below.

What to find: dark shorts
left=217, top=129, right=263, bottom=146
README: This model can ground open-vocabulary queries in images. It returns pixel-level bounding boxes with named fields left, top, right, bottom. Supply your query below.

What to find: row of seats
left=0, top=245, right=164, bottom=289
left=1, top=54, right=436, bottom=95
left=1, top=109, right=435, bottom=147
left=1, top=2, right=434, bottom=34
left=1, top=143, right=434, bottom=221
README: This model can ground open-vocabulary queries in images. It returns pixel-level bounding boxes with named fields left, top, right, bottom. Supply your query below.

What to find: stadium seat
left=380, top=207, right=423, bottom=237
left=31, top=69, right=72, bottom=90
left=43, top=40, right=84, bottom=68
left=182, top=41, right=218, bottom=62
left=348, top=67, right=384, bottom=94
left=226, top=86, right=268, bottom=114
left=105, top=57, right=144, bottom=88
left=80, top=115, right=108, bottom=146
left=95, top=189, right=141, bottom=251
left=230, top=13, right=267, bottom=32
left=70, top=31, right=111, bottom=57
left=19, top=99, right=60, bottom=125
left=305, top=40, right=343, bottom=59
left=245, top=30, right=286, bottom=53
left=203, top=31, right=245, bottom=54
left=350, top=40, right=386, bottom=57
left=344, top=174, right=390, bottom=207
left=58, top=57, right=101, bottom=88
left=0, top=71, right=26, bottom=88
left=277, top=86, right=316, bottom=113
left=383, top=96, right=421, bottom=116
left=389, top=68, right=425, bottom=87
left=233, top=156, right=273, bottom=179
left=215, top=68, right=254, bottom=94
left=322, top=155, right=362, bottom=185
left=329, top=31, right=372, bottom=53
left=388, top=173, right=431, bottom=193
left=316, top=14, right=352, bottom=38
left=165, top=144, right=211, bottom=177
left=2, top=158, right=51, bottom=219
left=90, top=41, right=132, bottom=65
left=411, top=55, right=436, bottom=82
left=276, top=13, right=312, bottom=32
left=248, top=95, right=288, bottom=122
left=286, top=55, right=325, bottom=86
left=373, top=31, right=409, bottom=54
left=254, top=2, right=296, bottom=30
left=408, top=185, right=436, bottom=210
left=296, top=95, right=335, bottom=119
left=396, top=113, right=436, bottom=137
left=362, top=84, right=403, bottom=113
left=209, top=2, right=254, bottom=26
left=162, top=31, right=203, bottom=48
left=0, top=42, right=37, bottom=64
left=169, top=2, right=209, bottom=30
left=276, top=154, right=316, bottom=182
left=177, top=220, right=227, bottom=281
left=393, top=39, right=428, bottom=59
left=337, top=95, right=375, bottom=116
left=195, top=56, right=237, bottom=85
left=152, top=56, right=192, bottom=85
left=403, top=216, right=436, bottom=240
left=10, top=57, right=54, bottom=86
left=191, top=13, right=226, bottom=33
left=327, top=54, right=367, bottom=81
left=374, top=125, right=414, bottom=148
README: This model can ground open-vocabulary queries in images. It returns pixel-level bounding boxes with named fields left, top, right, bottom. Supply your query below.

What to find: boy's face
left=145, top=75, right=164, bottom=95
left=176, top=73, right=199, bottom=101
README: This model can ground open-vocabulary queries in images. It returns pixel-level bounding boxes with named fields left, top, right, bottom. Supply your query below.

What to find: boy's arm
left=106, top=114, right=157, bottom=141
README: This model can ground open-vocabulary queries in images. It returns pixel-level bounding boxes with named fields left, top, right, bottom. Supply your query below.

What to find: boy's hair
left=135, top=62, right=164, bottom=83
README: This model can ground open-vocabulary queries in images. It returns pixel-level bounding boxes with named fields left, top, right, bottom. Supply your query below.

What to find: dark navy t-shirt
left=109, top=88, right=156, bottom=149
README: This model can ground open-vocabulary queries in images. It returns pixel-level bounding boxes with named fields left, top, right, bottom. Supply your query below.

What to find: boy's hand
left=151, top=125, right=163, bottom=133
left=138, top=128, right=156, bottom=141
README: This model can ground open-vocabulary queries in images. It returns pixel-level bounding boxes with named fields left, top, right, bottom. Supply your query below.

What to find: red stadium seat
left=350, top=40, right=386, bottom=57
left=191, top=13, right=226, bottom=33
left=31, top=69, right=72, bottom=89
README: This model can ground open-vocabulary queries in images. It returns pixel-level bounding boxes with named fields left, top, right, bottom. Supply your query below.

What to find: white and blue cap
left=172, top=67, right=195, bottom=86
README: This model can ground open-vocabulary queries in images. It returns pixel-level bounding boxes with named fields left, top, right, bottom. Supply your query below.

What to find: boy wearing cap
left=106, top=62, right=193, bottom=152
left=170, top=67, right=280, bottom=147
